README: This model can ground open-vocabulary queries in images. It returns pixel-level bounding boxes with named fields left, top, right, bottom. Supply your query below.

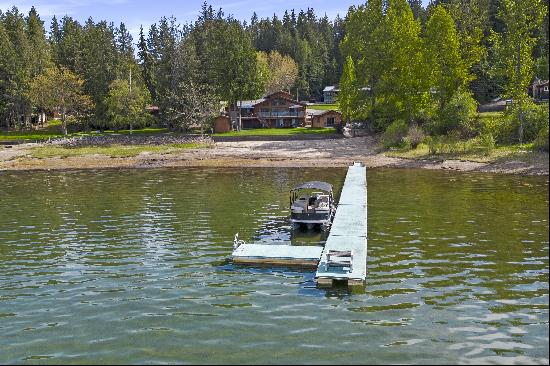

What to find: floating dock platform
left=231, top=163, right=367, bottom=287
left=315, top=163, right=367, bottom=287
left=232, top=244, right=323, bottom=267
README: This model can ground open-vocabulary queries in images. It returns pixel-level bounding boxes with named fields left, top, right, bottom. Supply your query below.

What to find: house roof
left=323, top=85, right=339, bottom=93
left=236, top=91, right=306, bottom=109
left=323, top=85, right=370, bottom=93
left=237, top=99, right=265, bottom=108
left=308, top=109, right=342, bottom=117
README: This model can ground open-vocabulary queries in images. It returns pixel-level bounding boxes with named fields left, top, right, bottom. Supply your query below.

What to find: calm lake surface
left=0, top=167, right=548, bottom=364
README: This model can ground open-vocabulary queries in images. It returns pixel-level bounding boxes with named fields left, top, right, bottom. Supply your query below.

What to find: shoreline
left=1, top=137, right=548, bottom=176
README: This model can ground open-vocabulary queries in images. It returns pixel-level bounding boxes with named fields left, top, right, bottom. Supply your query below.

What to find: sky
left=0, top=0, right=374, bottom=40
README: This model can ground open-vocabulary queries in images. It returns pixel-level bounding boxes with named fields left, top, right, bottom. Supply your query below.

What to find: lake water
left=0, top=168, right=548, bottom=364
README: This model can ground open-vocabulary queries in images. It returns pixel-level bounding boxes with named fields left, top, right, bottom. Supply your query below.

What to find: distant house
left=529, top=79, right=549, bottom=101
left=146, top=105, right=160, bottom=116
left=309, top=110, right=343, bottom=129
left=229, top=91, right=307, bottom=129
left=322, top=85, right=371, bottom=104
left=323, top=86, right=340, bottom=104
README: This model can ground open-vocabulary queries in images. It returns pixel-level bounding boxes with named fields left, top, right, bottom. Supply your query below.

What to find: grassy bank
left=30, top=142, right=209, bottom=159
left=212, top=127, right=336, bottom=137
left=1, top=125, right=169, bottom=142
left=308, top=103, right=340, bottom=111
left=385, top=141, right=539, bottom=163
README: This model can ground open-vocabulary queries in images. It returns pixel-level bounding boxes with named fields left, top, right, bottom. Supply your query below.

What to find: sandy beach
left=0, top=136, right=548, bottom=175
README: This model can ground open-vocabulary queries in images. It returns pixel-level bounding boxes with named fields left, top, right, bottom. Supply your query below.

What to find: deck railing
left=257, top=111, right=305, bottom=118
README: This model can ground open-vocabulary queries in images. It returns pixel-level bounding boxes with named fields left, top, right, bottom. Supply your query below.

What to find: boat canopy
left=291, top=181, right=333, bottom=192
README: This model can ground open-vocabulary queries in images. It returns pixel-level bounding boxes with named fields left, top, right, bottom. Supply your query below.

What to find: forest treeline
left=0, top=0, right=548, bottom=147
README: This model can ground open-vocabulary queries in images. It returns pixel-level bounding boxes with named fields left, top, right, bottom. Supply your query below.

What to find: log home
left=229, top=91, right=307, bottom=129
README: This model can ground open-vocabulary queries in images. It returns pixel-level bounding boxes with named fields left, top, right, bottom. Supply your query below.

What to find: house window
left=276, top=119, right=284, bottom=128
left=326, top=117, right=335, bottom=127
left=544, top=86, right=549, bottom=91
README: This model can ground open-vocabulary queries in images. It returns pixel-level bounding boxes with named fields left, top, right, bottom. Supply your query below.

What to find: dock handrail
left=233, top=233, right=246, bottom=249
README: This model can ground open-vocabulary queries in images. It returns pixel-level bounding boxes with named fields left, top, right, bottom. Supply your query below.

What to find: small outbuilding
left=309, top=110, right=343, bottom=129
left=529, top=79, right=549, bottom=101
left=213, top=115, right=231, bottom=133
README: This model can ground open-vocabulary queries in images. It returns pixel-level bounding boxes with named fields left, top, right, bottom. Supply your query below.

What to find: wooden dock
left=315, top=162, right=367, bottom=287
left=232, top=244, right=323, bottom=267
left=231, top=163, right=367, bottom=287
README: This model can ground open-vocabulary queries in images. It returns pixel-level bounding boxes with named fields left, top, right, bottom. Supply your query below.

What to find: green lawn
left=308, top=103, right=340, bottom=111
left=30, top=142, right=210, bottom=159
left=212, top=127, right=336, bottom=137
left=1, top=125, right=169, bottom=142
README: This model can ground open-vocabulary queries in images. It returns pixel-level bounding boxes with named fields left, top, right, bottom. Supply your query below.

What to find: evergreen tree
left=0, top=21, right=17, bottom=128
left=26, top=7, right=51, bottom=77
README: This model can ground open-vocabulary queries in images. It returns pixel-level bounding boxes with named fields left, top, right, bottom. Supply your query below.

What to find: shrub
left=424, top=132, right=461, bottom=154
left=471, top=132, right=496, bottom=155
left=534, top=125, right=549, bottom=152
left=404, top=124, right=425, bottom=149
left=424, top=131, right=494, bottom=155
left=501, top=101, right=549, bottom=144
left=433, top=89, right=477, bottom=135
left=424, top=135, right=436, bottom=154
left=474, top=112, right=501, bottom=134
left=380, top=119, right=408, bottom=149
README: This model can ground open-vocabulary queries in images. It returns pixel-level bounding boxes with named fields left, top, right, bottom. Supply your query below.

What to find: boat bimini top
left=290, top=181, right=333, bottom=193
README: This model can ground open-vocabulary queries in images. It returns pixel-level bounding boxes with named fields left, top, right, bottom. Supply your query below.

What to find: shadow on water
left=218, top=259, right=363, bottom=299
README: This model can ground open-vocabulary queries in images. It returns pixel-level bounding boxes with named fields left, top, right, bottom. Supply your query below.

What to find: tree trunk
left=516, top=43, right=523, bottom=145
left=238, top=104, right=242, bottom=131
left=62, top=107, right=67, bottom=136
left=518, top=103, right=524, bottom=145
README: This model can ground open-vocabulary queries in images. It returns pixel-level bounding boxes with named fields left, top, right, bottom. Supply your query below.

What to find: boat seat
left=317, top=201, right=329, bottom=209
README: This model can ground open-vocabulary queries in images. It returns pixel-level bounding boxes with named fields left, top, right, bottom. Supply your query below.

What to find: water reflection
left=0, top=168, right=547, bottom=364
